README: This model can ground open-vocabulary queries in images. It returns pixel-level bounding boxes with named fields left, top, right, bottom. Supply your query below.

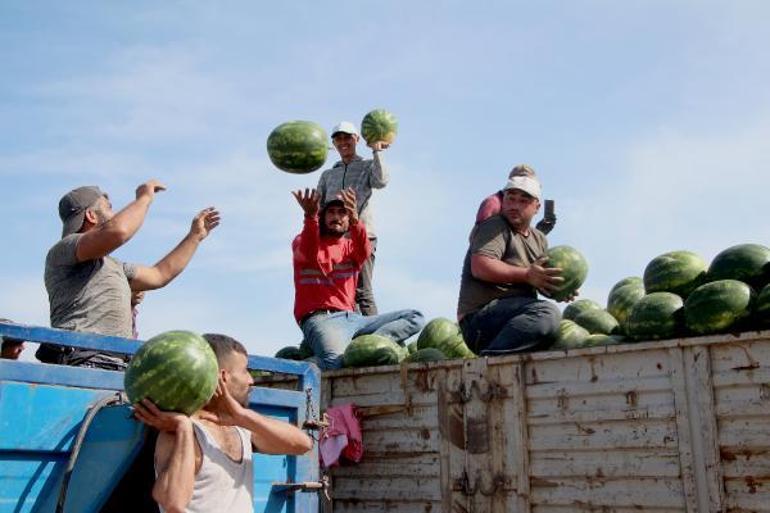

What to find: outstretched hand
left=197, top=375, right=247, bottom=427
left=136, top=179, right=167, bottom=200
left=368, top=141, right=390, bottom=152
left=292, top=188, right=320, bottom=217
left=190, top=207, right=221, bottom=241
left=526, top=257, right=565, bottom=296
left=336, top=187, right=359, bottom=224
left=133, top=399, right=191, bottom=432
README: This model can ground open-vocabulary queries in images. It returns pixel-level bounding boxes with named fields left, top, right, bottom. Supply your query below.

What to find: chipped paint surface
left=319, top=331, right=770, bottom=512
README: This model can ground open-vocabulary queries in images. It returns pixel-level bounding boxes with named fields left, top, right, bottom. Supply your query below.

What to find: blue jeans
left=301, top=309, right=425, bottom=370
left=460, top=296, right=560, bottom=355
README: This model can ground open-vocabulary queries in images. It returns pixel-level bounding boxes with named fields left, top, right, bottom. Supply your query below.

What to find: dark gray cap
left=58, top=186, right=105, bottom=238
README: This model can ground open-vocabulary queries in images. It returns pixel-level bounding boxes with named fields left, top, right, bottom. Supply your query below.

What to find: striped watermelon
left=417, top=317, right=475, bottom=358
left=554, top=320, right=590, bottom=349
left=574, top=309, right=620, bottom=335
left=275, top=346, right=305, bottom=360
left=267, top=120, right=328, bottom=174
left=343, top=334, right=406, bottom=368
left=544, top=245, right=589, bottom=301
left=644, top=251, right=707, bottom=298
left=361, top=109, right=398, bottom=144
left=406, top=348, right=447, bottom=363
left=707, top=244, right=770, bottom=289
left=607, top=277, right=645, bottom=333
left=684, top=279, right=754, bottom=335
left=581, top=334, right=625, bottom=347
left=124, top=331, right=219, bottom=416
left=563, top=299, right=602, bottom=321
left=626, top=292, right=684, bottom=340
left=756, top=284, right=770, bottom=327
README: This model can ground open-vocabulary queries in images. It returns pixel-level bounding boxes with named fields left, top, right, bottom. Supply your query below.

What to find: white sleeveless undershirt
left=158, top=421, right=254, bottom=513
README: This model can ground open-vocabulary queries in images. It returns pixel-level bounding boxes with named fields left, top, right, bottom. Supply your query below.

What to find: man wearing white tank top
left=133, top=334, right=314, bottom=513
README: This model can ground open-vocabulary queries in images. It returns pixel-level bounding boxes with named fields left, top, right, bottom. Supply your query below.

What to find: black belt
left=300, top=308, right=343, bottom=325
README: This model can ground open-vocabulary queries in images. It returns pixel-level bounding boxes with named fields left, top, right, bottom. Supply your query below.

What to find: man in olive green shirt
left=457, top=175, right=568, bottom=355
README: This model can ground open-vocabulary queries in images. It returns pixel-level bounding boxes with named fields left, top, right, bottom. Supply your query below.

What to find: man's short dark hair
left=202, top=333, right=248, bottom=365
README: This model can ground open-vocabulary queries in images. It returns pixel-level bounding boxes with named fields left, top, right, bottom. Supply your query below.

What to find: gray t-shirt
left=457, top=215, right=548, bottom=318
left=43, top=233, right=137, bottom=363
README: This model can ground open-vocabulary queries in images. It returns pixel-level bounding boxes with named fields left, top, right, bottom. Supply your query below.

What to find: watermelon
left=266, top=120, right=328, bottom=174
left=755, top=284, right=770, bottom=326
left=581, top=334, right=625, bottom=347
left=275, top=346, right=305, bottom=361
left=406, top=348, right=447, bottom=363
left=553, top=320, right=590, bottom=349
left=299, top=339, right=313, bottom=359
left=684, top=279, right=754, bottom=335
left=124, top=331, right=218, bottom=416
left=563, top=299, right=602, bottom=321
left=707, top=244, right=770, bottom=289
left=407, top=341, right=418, bottom=354
left=574, top=309, right=620, bottom=335
left=361, top=109, right=398, bottom=144
left=644, top=251, right=707, bottom=298
left=343, top=334, right=405, bottom=368
left=544, top=245, right=589, bottom=301
left=626, top=292, right=684, bottom=340
left=607, top=278, right=645, bottom=332
left=417, top=318, right=476, bottom=358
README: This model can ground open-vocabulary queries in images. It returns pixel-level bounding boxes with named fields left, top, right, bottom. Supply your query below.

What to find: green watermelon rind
left=609, top=276, right=643, bottom=298
left=545, top=245, right=589, bottom=302
left=684, top=279, right=755, bottom=335
left=574, top=309, right=620, bottom=335
left=756, top=284, right=770, bottom=327
left=405, top=348, right=447, bottom=363
left=267, top=120, right=329, bottom=174
left=343, top=334, right=405, bottom=368
left=562, top=299, right=602, bottom=321
left=626, top=292, right=685, bottom=341
left=124, top=330, right=219, bottom=416
left=553, top=320, right=590, bottom=349
left=361, top=109, right=398, bottom=144
left=607, top=280, right=646, bottom=332
left=707, top=244, right=770, bottom=290
left=643, top=250, right=707, bottom=299
left=417, top=318, right=476, bottom=358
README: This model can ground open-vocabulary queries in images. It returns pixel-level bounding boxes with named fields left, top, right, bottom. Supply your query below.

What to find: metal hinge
left=273, top=475, right=331, bottom=501
left=302, top=387, right=329, bottom=431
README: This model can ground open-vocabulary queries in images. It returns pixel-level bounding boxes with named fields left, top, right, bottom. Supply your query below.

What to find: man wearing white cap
left=457, top=174, right=566, bottom=355
left=316, top=121, right=389, bottom=316
left=39, top=180, right=220, bottom=369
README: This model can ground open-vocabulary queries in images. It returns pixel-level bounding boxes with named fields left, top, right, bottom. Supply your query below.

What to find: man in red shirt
left=292, top=188, right=424, bottom=370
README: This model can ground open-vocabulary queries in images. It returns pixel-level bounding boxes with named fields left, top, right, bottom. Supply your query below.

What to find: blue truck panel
left=0, top=323, right=321, bottom=513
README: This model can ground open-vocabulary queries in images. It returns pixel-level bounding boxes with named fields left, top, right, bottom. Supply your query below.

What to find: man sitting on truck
left=457, top=174, right=568, bottom=355
left=292, top=187, right=424, bottom=370
left=39, top=180, right=220, bottom=369
left=133, top=333, right=313, bottom=513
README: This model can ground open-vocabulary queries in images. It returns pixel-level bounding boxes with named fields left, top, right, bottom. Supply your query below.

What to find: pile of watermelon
left=555, top=244, right=770, bottom=349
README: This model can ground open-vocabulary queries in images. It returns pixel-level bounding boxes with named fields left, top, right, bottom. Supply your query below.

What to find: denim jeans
left=460, top=295, right=560, bottom=356
left=301, top=309, right=425, bottom=370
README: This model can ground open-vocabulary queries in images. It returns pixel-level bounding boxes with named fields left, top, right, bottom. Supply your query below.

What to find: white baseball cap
left=503, top=175, right=542, bottom=201
left=331, top=121, right=359, bottom=138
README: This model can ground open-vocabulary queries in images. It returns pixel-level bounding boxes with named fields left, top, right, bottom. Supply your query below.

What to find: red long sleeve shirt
left=292, top=215, right=372, bottom=324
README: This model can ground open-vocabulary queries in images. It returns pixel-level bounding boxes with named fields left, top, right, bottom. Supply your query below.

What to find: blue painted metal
left=0, top=323, right=321, bottom=513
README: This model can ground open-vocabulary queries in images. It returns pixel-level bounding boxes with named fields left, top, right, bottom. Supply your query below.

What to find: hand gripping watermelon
left=684, top=279, right=755, bottom=335
left=643, top=250, right=707, bottom=299
left=361, top=109, right=398, bottom=145
left=626, top=292, right=684, bottom=341
left=707, top=243, right=770, bottom=290
left=562, top=299, right=602, bottom=321
left=267, top=120, right=328, bottom=174
left=544, top=245, right=588, bottom=301
left=124, top=331, right=219, bottom=416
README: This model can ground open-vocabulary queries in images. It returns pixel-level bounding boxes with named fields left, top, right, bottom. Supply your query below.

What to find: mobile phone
left=545, top=199, right=555, bottom=218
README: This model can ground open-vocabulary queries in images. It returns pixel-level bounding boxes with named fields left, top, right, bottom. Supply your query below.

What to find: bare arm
left=130, top=207, right=220, bottom=291
left=199, top=377, right=313, bottom=456
left=76, top=180, right=165, bottom=262
left=134, top=400, right=199, bottom=513
left=471, top=255, right=564, bottom=295
left=367, top=144, right=389, bottom=189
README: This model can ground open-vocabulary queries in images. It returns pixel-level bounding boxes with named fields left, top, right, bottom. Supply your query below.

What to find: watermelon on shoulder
left=684, top=279, right=754, bottom=335
left=707, top=244, right=770, bottom=290
left=124, top=330, right=219, bottom=416
left=563, top=299, right=602, bottom=321
left=544, top=245, right=589, bottom=301
left=644, top=250, right=707, bottom=298
left=267, top=120, right=328, bottom=174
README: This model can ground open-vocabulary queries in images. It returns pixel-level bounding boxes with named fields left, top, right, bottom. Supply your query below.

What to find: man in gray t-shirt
left=457, top=175, right=572, bottom=356
left=39, top=180, right=220, bottom=368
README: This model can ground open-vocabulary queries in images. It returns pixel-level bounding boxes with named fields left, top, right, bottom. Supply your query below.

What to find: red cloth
left=475, top=191, right=504, bottom=224
left=292, top=216, right=371, bottom=323
left=323, top=404, right=363, bottom=465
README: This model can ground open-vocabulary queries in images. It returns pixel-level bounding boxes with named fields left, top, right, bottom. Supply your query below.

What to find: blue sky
left=2, top=2, right=770, bottom=359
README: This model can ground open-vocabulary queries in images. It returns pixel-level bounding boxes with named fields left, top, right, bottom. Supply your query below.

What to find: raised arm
left=367, top=142, right=390, bottom=189
left=130, top=207, right=220, bottom=291
left=76, top=180, right=166, bottom=262
left=291, top=188, right=324, bottom=270
left=338, top=187, right=371, bottom=268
